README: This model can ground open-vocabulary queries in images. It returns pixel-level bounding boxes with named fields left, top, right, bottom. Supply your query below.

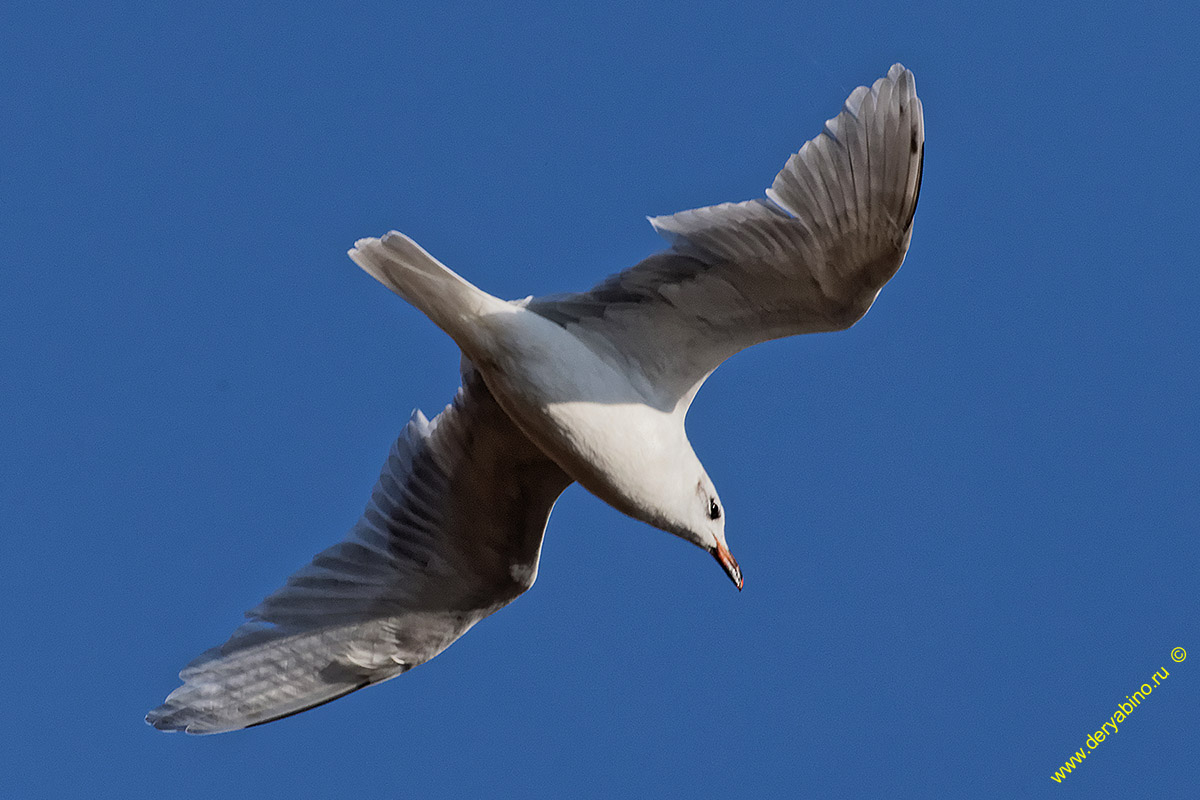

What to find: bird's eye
left=708, top=498, right=721, bottom=520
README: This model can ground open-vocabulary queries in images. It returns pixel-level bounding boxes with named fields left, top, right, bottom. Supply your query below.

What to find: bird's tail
left=349, top=231, right=508, bottom=346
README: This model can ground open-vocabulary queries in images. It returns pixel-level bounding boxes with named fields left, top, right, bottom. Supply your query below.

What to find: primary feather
left=147, top=369, right=570, bottom=733
left=530, top=63, right=923, bottom=410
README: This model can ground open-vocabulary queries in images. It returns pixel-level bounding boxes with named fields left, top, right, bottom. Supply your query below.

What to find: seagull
left=147, top=63, right=924, bottom=734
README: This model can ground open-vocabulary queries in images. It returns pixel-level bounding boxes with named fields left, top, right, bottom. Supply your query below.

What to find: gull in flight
left=148, top=63, right=924, bottom=733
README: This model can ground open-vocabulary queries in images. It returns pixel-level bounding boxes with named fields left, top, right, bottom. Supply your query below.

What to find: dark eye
left=708, top=498, right=721, bottom=521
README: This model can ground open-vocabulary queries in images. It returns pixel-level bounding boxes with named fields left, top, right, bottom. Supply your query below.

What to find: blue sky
left=2, top=1, right=1197, bottom=797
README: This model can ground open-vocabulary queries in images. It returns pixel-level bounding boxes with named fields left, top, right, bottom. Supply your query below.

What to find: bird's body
left=352, top=232, right=706, bottom=539
left=471, top=311, right=705, bottom=539
left=148, top=63, right=924, bottom=733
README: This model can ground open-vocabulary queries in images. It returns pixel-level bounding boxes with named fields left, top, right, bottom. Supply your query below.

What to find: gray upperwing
left=147, top=368, right=572, bottom=734
left=528, top=63, right=923, bottom=411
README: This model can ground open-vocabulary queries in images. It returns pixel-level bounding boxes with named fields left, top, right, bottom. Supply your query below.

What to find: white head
left=686, top=471, right=742, bottom=590
left=580, top=431, right=742, bottom=590
left=696, top=472, right=739, bottom=592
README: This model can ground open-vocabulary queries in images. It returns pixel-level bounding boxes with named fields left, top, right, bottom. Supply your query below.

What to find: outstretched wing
left=147, top=368, right=571, bottom=734
left=529, top=63, right=923, bottom=409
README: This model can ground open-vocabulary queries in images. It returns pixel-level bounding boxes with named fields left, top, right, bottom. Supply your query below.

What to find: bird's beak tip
left=713, top=542, right=743, bottom=591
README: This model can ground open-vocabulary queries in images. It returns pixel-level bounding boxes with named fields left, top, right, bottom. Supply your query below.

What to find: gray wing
left=529, top=63, right=924, bottom=410
left=146, top=368, right=571, bottom=734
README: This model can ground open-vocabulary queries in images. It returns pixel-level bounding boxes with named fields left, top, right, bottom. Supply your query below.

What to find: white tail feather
left=349, top=231, right=504, bottom=343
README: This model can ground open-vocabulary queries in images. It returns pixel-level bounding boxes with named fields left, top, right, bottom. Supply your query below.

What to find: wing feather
left=146, top=369, right=571, bottom=734
left=529, top=63, right=924, bottom=409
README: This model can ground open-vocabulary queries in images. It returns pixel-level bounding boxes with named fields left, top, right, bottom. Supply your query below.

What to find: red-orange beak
left=712, top=542, right=743, bottom=591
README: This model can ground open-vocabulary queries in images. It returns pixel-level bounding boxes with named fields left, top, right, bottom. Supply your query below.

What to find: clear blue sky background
left=2, top=2, right=1197, bottom=797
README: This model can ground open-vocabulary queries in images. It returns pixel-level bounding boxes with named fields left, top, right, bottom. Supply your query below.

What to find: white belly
left=468, top=305, right=688, bottom=523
